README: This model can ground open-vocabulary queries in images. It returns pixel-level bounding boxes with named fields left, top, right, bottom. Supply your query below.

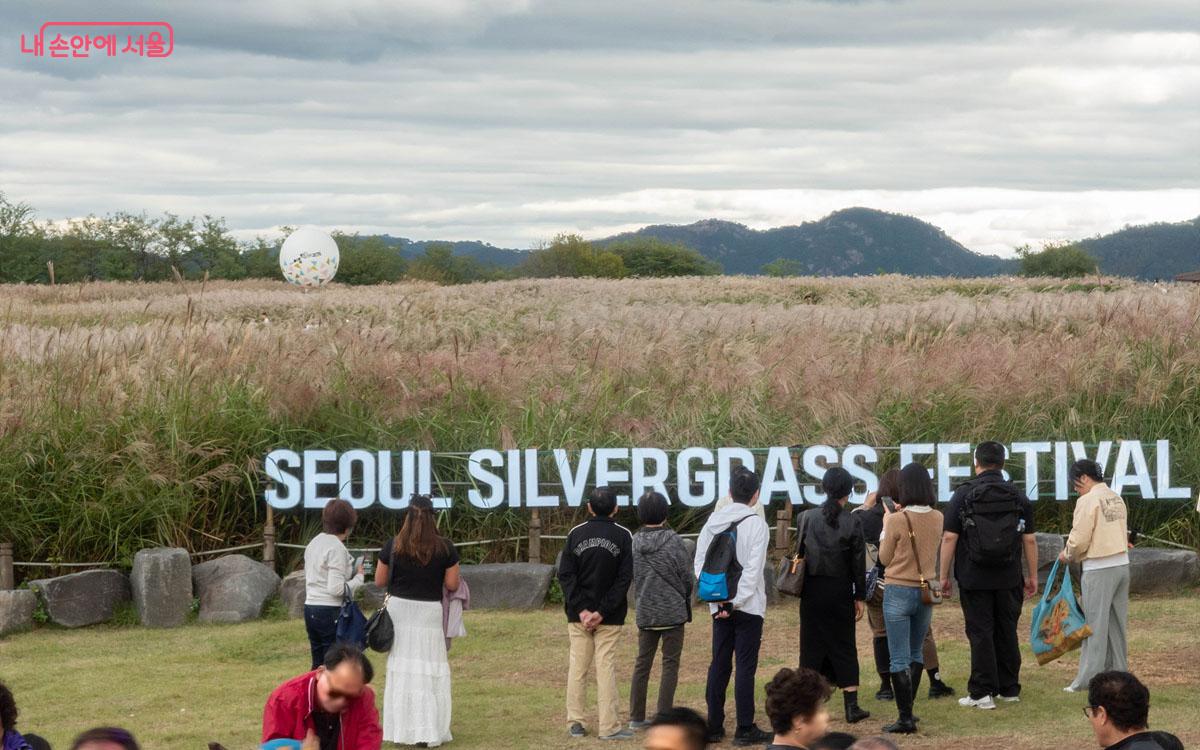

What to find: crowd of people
left=0, top=443, right=1185, bottom=750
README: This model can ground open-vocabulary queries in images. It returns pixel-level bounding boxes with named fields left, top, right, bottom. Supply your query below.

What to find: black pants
left=799, top=575, right=860, bottom=689
left=705, top=610, right=764, bottom=733
left=304, top=604, right=341, bottom=669
left=630, top=626, right=686, bottom=722
left=959, top=586, right=1024, bottom=699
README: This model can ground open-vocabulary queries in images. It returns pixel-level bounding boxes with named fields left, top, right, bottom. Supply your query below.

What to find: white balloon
left=279, top=228, right=339, bottom=287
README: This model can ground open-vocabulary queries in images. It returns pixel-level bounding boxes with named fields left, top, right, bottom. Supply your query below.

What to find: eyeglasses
left=1083, top=705, right=1099, bottom=719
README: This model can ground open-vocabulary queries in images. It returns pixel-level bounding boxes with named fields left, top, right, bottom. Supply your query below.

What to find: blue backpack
left=698, top=517, right=748, bottom=602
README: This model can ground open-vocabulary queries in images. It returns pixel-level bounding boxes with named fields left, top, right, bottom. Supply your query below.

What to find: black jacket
left=558, top=516, right=634, bottom=625
left=796, top=506, right=867, bottom=600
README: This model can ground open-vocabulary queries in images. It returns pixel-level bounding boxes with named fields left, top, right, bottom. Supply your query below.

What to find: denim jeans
left=304, top=604, right=341, bottom=669
left=882, top=584, right=932, bottom=674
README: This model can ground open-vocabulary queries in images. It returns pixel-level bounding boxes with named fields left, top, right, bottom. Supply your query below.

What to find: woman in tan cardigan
left=878, top=463, right=944, bottom=735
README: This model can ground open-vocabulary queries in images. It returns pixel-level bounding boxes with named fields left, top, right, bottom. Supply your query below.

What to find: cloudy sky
left=1, top=1, right=1197, bottom=255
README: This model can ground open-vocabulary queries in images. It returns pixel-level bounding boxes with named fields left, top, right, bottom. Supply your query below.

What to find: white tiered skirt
left=382, top=597, right=453, bottom=746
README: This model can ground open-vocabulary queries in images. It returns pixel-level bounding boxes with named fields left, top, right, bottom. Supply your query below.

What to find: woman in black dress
left=796, top=466, right=869, bottom=723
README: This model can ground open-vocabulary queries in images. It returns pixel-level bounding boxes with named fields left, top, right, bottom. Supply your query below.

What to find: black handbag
left=365, top=594, right=394, bottom=652
left=774, top=512, right=807, bottom=597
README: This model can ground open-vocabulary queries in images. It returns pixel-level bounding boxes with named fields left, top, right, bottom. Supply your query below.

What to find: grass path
left=2, top=591, right=1196, bottom=749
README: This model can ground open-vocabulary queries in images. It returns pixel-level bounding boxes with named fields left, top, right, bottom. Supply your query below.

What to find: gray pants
left=629, top=626, right=685, bottom=722
left=1069, top=564, right=1129, bottom=691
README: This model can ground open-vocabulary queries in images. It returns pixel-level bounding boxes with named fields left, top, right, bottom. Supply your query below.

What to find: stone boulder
left=1128, top=548, right=1200, bottom=595
left=360, top=582, right=387, bottom=611
left=460, top=563, right=554, bottom=610
left=28, top=570, right=131, bottom=628
left=0, top=590, right=36, bottom=637
left=131, top=547, right=192, bottom=628
left=280, top=570, right=306, bottom=619
left=192, top=554, right=280, bottom=623
left=1029, top=533, right=1066, bottom=588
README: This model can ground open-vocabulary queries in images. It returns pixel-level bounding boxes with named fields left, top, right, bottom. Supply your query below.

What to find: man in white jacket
left=693, top=469, right=771, bottom=746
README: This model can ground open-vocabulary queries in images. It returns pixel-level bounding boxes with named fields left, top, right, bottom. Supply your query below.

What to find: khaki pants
left=567, top=623, right=623, bottom=736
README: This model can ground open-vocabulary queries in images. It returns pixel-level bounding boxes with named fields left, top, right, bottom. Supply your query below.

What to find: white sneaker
left=1063, top=686, right=1081, bottom=693
left=958, top=695, right=997, bottom=710
left=996, top=694, right=1020, bottom=703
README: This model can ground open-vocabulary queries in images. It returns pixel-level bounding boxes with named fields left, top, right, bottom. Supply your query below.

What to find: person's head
left=69, top=728, right=139, bottom=750
left=1086, top=671, right=1151, bottom=747
left=897, top=462, right=935, bottom=508
left=394, top=494, right=444, bottom=566
left=644, top=707, right=708, bottom=750
left=876, top=468, right=901, bottom=507
left=811, top=731, right=858, bottom=749
left=730, top=468, right=761, bottom=507
left=764, top=667, right=832, bottom=745
left=1070, top=459, right=1106, bottom=496
left=821, top=466, right=854, bottom=526
left=588, top=487, right=619, bottom=518
left=637, top=491, right=670, bottom=526
left=23, top=735, right=52, bottom=750
left=974, top=441, right=1007, bottom=473
left=315, top=643, right=374, bottom=715
left=321, top=498, right=357, bottom=539
left=848, top=738, right=900, bottom=750
left=0, top=680, right=17, bottom=732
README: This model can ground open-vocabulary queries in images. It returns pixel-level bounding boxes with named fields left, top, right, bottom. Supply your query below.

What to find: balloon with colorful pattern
left=279, top=228, right=339, bottom=287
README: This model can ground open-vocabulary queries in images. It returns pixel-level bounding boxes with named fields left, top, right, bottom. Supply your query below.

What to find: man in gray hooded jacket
left=628, top=491, right=693, bottom=730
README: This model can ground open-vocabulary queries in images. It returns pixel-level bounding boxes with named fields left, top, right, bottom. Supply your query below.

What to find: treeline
left=0, top=193, right=721, bottom=285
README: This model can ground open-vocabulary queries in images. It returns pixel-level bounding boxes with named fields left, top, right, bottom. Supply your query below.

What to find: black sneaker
left=929, top=679, right=956, bottom=699
left=732, top=724, right=772, bottom=746
left=875, top=686, right=895, bottom=701
left=568, top=722, right=587, bottom=738
left=705, top=728, right=726, bottom=744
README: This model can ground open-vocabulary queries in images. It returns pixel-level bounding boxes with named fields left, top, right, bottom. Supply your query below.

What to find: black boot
left=843, top=690, right=870, bottom=724
left=873, top=638, right=893, bottom=700
left=883, top=671, right=918, bottom=734
left=910, top=662, right=924, bottom=697
left=928, top=668, right=956, bottom=698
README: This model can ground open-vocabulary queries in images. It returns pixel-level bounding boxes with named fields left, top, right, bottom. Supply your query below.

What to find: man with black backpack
left=693, top=469, right=772, bottom=746
left=938, top=441, right=1039, bottom=711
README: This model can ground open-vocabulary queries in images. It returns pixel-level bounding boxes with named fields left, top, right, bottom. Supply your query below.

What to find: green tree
left=0, top=192, right=47, bottom=283
left=333, top=234, right=406, bottom=285
left=1017, top=242, right=1098, bottom=278
left=605, top=238, right=720, bottom=277
left=761, top=258, right=806, bottom=277
left=238, top=236, right=281, bottom=279
left=407, top=242, right=506, bottom=285
left=521, top=233, right=626, bottom=279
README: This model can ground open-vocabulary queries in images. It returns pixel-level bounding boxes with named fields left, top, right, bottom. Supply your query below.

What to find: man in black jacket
left=558, top=487, right=635, bottom=741
left=1085, top=671, right=1183, bottom=750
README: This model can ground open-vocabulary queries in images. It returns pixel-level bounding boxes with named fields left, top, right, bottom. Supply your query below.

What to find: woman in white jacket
left=303, top=499, right=365, bottom=669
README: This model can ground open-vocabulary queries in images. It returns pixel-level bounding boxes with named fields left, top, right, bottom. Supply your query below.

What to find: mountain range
left=377, top=208, right=1199, bottom=279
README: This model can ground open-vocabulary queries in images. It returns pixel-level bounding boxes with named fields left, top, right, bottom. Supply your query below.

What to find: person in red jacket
left=262, top=644, right=382, bottom=750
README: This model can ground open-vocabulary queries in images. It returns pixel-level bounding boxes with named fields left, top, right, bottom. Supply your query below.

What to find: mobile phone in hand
left=880, top=495, right=897, bottom=513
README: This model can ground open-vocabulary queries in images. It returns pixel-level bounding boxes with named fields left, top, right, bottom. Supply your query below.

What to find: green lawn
left=2, top=591, right=1196, bottom=750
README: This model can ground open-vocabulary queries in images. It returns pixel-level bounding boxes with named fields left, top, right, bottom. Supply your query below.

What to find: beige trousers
left=566, top=623, right=624, bottom=736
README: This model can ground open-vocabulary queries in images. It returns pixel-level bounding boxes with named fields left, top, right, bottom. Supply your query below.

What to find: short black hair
left=898, top=462, right=935, bottom=508
left=764, top=667, right=832, bottom=735
left=70, top=728, right=139, bottom=750
left=588, top=487, right=618, bottom=517
left=0, top=680, right=16, bottom=732
left=23, top=735, right=52, bottom=750
left=974, top=441, right=1007, bottom=470
left=811, top=731, right=858, bottom=749
left=1069, top=459, right=1105, bottom=485
left=1088, top=671, right=1150, bottom=732
left=648, top=707, right=708, bottom=750
left=637, top=491, right=670, bottom=525
left=730, top=469, right=761, bottom=504
left=324, top=642, right=375, bottom=684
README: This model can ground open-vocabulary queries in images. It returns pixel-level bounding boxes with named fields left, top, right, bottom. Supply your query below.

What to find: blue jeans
left=882, top=585, right=933, bottom=674
left=304, top=604, right=340, bottom=669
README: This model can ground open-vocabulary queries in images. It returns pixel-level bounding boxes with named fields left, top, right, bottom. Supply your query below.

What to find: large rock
left=1030, top=533, right=1066, bottom=588
left=360, top=582, right=387, bottom=611
left=1128, top=548, right=1200, bottom=595
left=192, top=554, right=280, bottom=623
left=280, top=570, right=306, bottom=619
left=0, top=590, right=36, bottom=637
left=131, top=547, right=192, bottom=628
left=460, top=563, right=554, bottom=610
left=29, top=570, right=131, bottom=628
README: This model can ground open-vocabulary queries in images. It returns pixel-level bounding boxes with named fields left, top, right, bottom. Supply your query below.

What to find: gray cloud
left=1, top=1, right=1197, bottom=254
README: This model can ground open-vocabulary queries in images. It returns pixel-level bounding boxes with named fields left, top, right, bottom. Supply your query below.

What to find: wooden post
left=47, top=261, right=55, bottom=286
left=263, top=505, right=276, bottom=571
left=528, top=509, right=542, bottom=564
left=775, top=504, right=791, bottom=558
left=0, top=542, right=14, bottom=590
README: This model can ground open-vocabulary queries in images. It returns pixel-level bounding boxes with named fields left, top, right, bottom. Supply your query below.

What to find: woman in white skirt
left=375, top=495, right=461, bottom=747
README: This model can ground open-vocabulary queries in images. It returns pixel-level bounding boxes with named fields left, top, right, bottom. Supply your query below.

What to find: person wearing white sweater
left=303, top=499, right=366, bottom=668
